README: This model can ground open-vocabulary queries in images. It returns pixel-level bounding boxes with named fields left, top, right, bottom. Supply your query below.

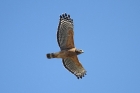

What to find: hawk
left=46, top=13, right=86, bottom=79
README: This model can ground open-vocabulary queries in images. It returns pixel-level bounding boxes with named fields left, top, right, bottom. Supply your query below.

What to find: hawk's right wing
left=57, top=13, right=75, bottom=50
left=62, top=56, right=86, bottom=79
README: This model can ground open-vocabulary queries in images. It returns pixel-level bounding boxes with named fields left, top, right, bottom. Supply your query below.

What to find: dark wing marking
left=62, top=56, right=86, bottom=79
left=57, top=13, right=75, bottom=50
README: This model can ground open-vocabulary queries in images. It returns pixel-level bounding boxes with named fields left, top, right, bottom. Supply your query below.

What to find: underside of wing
left=62, top=56, right=86, bottom=79
left=57, top=13, right=75, bottom=50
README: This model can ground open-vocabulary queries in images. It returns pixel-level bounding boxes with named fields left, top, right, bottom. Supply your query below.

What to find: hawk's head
left=75, top=49, right=84, bottom=55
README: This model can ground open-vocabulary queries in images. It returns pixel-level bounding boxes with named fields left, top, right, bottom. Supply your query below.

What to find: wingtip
left=76, top=74, right=86, bottom=79
left=60, top=13, right=71, bottom=19
left=76, top=71, right=87, bottom=79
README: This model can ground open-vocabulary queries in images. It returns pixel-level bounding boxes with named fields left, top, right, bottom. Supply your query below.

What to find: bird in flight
left=46, top=13, right=86, bottom=79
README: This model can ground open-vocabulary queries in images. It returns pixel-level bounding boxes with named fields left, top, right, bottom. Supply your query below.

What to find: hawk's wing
left=57, top=13, right=75, bottom=50
left=62, top=56, right=86, bottom=79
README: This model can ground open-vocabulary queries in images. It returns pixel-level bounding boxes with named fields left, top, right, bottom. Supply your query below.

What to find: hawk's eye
left=79, top=50, right=83, bottom=52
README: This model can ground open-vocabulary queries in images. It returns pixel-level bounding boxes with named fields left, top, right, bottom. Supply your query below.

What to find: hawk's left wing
left=62, top=56, right=86, bottom=79
left=57, top=13, right=75, bottom=50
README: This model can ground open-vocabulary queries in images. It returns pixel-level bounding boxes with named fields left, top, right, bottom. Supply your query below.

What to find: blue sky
left=0, top=0, right=140, bottom=93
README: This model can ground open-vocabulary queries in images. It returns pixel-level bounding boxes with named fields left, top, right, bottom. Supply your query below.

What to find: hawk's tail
left=46, top=53, right=57, bottom=59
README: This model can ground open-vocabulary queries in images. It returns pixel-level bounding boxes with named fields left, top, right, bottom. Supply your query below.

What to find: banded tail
left=46, top=53, right=57, bottom=59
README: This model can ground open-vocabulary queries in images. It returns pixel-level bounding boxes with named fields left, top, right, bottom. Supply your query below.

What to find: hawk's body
left=47, top=48, right=76, bottom=58
left=46, top=13, right=86, bottom=79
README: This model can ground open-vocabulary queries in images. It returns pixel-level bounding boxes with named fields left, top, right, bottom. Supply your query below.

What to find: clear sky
left=0, top=0, right=140, bottom=93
